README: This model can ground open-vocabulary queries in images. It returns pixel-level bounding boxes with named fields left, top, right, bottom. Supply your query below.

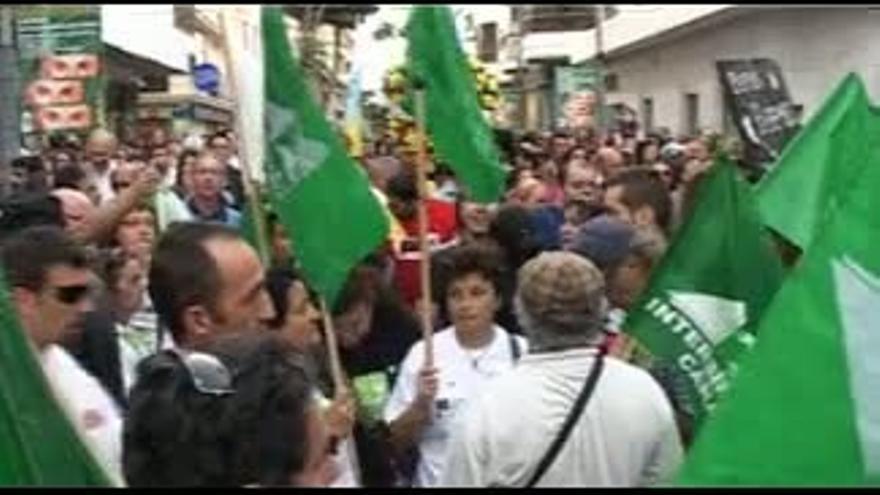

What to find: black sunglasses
left=53, top=284, right=93, bottom=305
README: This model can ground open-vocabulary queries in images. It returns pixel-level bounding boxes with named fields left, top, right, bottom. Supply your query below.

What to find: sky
left=353, top=4, right=723, bottom=101
left=350, top=5, right=665, bottom=97
left=353, top=5, right=480, bottom=98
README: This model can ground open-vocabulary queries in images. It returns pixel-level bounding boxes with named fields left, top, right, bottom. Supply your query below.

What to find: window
left=642, top=97, right=654, bottom=133
left=605, top=73, right=619, bottom=92
left=477, top=22, right=498, bottom=63
left=721, top=90, right=736, bottom=136
left=684, top=93, right=699, bottom=136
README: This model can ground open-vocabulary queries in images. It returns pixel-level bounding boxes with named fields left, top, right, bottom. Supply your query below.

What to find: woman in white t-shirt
left=384, top=243, right=526, bottom=487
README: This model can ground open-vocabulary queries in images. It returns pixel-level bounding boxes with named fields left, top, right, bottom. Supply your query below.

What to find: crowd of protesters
left=0, top=119, right=729, bottom=486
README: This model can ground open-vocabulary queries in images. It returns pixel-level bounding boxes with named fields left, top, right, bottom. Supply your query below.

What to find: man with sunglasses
left=3, top=226, right=124, bottom=484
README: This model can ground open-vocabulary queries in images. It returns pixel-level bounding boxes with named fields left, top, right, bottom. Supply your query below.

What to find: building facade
left=603, top=7, right=880, bottom=138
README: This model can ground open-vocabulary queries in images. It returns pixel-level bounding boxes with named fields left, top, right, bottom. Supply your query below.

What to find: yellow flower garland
left=382, top=59, right=501, bottom=153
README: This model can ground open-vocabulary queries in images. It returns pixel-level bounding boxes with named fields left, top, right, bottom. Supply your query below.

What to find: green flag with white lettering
left=405, top=5, right=506, bottom=203
left=678, top=142, right=880, bottom=486
left=0, top=268, right=112, bottom=486
left=262, top=6, right=389, bottom=305
left=623, top=157, right=785, bottom=425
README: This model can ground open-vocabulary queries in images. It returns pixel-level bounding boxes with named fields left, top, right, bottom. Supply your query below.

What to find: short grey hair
left=514, top=293, right=607, bottom=353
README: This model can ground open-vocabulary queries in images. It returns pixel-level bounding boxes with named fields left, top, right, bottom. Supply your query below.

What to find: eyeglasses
left=171, top=349, right=236, bottom=396
left=53, top=283, right=94, bottom=305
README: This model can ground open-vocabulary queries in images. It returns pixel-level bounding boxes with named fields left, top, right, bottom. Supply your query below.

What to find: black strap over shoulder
left=524, top=347, right=607, bottom=488
left=508, top=332, right=522, bottom=362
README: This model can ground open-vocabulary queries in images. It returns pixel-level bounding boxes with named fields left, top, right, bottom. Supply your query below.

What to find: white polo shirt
left=383, top=325, right=526, bottom=487
left=440, top=347, right=683, bottom=487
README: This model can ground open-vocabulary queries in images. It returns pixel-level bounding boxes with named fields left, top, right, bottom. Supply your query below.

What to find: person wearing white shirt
left=383, top=244, right=526, bottom=487
left=4, top=226, right=125, bottom=485
left=83, top=129, right=120, bottom=205
left=440, top=252, right=682, bottom=487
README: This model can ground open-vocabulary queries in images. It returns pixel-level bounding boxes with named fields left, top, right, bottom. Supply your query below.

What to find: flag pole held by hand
left=320, top=298, right=348, bottom=396
left=413, top=84, right=435, bottom=369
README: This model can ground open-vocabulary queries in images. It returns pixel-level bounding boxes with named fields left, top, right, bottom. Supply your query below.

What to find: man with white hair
left=82, top=129, right=119, bottom=205
left=440, top=252, right=682, bottom=487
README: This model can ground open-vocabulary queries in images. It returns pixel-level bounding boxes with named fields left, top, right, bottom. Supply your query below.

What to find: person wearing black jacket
left=330, top=264, right=422, bottom=487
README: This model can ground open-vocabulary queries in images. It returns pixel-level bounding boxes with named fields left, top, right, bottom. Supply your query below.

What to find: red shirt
left=393, top=200, right=458, bottom=308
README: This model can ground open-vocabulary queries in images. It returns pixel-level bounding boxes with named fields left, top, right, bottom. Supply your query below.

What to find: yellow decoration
left=381, top=58, right=502, bottom=151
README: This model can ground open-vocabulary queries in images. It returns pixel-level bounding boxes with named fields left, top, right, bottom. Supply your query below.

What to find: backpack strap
left=508, top=332, right=522, bottom=363
left=525, top=347, right=606, bottom=487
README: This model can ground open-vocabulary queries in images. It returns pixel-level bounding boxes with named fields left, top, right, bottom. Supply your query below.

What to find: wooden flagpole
left=320, top=298, right=348, bottom=395
left=413, top=85, right=435, bottom=368
left=218, top=8, right=271, bottom=265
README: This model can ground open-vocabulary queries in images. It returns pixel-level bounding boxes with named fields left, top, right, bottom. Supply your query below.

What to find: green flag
left=262, top=7, right=389, bottom=305
left=677, top=149, right=880, bottom=486
left=756, top=73, right=880, bottom=250
left=0, top=268, right=112, bottom=486
left=623, top=157, right=785, bottom=425
left=405, top=6, right=506, bottom=203
left=239, top=202, right=265, bottom=265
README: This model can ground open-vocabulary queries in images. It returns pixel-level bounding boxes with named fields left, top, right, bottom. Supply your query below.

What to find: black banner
left=717, top=58, right=801, bottom=170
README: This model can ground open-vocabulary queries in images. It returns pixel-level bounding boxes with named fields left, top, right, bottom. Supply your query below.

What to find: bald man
left=51, top=188, right=96, bottom=240
left=50, top=164, right=160, bottom=245
left=84, top=129, right=119, bottom=204
left=595, top=147, right=625, bottom=177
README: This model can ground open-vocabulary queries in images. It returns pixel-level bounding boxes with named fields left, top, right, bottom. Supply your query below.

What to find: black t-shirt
left=339, top=297, right=420, bottom=383
left=337, top=298, right=420, bottom=487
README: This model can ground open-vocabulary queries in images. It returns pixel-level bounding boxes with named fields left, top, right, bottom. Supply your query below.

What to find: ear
left=632, top=206, right=655, bottom=229
left=180, top=305, right=214, bottom=344
left=11, top=287, right=37, bottom=320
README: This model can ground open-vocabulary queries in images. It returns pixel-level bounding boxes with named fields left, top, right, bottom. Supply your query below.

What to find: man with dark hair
left=4, top=226, right=94, bottom=350
left=10, top=156, right=50, bottom=194
left=0, top=192, right=64, bottom=242
left=148, top=222, right=274, bottom=350
left=602, top=168, right=673, bottom=238
left=549, top=130, right=574, bottom=164
left=386, top=170, right=457, bottom=309
left=2, top=226, right=124, bottom=483
left=206, top=131, right=245, bottom=209
left=53, top=164, right=90, bottom=191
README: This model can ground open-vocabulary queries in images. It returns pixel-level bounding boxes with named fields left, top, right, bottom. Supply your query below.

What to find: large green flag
left=262, top=7, right=389, bottom=305
left=756, top=73, right=880, bottom=250
left=405, top=6, right=506, bottom=203
left=0, top=269, right=112, bottom=486
left=623, top=157, right=785, bottom=425
left=677, top=146, right=880, bottom=486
